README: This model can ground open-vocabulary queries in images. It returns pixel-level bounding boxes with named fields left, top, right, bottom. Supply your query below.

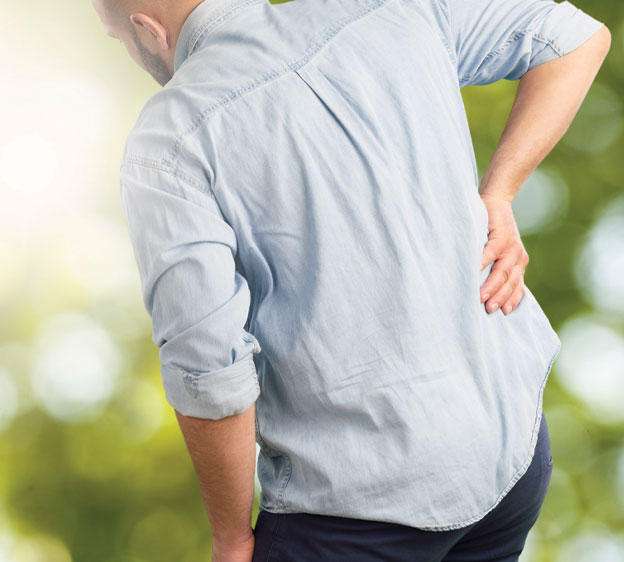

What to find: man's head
left=92, top=0, right=202, bottom=86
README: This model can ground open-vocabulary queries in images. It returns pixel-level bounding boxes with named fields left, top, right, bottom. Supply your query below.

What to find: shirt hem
left=258, top=336, right=562, bottom=531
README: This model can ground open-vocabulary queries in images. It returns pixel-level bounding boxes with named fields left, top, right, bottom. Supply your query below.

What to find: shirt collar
left=174, top=0, right=268, bottom=74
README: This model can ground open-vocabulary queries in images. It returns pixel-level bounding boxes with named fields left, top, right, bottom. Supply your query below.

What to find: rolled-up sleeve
left=439, top=0, right=606, bottom=87
left=119, top=160, right=262, bottom=419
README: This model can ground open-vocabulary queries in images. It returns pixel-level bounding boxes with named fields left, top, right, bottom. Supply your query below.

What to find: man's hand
left=211, top=530, right=255, bottom=562
left=478, top=194, right=529, bottom=315
left=474, top=26, right=609, bottom=315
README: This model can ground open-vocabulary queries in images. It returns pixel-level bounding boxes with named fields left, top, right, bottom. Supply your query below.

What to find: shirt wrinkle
left=119, top=0, right=603, bottom=531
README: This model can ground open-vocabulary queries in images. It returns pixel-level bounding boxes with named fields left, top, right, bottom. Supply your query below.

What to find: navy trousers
left=252, top=413, right=553, bottom=562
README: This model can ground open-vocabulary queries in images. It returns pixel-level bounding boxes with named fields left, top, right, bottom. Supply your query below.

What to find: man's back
left=119, top=0, right=603, bottom=530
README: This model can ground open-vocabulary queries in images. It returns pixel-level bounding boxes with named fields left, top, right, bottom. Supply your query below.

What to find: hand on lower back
left=478, top=195, right=529, bottom=315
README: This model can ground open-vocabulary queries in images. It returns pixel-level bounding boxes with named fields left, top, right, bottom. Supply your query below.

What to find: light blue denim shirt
left=119, top=0, right=604, bottom=531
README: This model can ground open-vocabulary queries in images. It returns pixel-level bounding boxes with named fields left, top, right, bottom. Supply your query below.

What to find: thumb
left=481, top=238, right=502, bottom=271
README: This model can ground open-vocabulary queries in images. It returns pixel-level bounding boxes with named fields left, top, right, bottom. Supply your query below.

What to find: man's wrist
left=212, top=525, right=255, bottom=546
left=478, top=191, right=515, bottom=204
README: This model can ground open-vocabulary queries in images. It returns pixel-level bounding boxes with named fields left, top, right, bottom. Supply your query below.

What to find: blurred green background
left=1, top=0, right=622, bottom=560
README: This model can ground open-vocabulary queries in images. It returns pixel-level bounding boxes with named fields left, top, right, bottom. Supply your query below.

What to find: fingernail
left=503, top=305, right=512, bottom=314
left=481, top=293, right=490, bottom=303
left=490, top=302, right=498, bottom=312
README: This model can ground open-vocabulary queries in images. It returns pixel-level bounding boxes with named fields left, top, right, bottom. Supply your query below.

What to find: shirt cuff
left=161, top=353, right=261, bottom=419
left=528, top=0, right=605, bottom=70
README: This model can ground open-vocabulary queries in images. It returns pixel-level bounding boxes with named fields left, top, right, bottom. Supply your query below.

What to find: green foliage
left=0, top=1, right=621, bottom=561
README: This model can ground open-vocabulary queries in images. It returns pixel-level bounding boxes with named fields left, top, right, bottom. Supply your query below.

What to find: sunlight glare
left=30, top=312, right=121, bottom=422
left=555, top=316, right=624, bottom=424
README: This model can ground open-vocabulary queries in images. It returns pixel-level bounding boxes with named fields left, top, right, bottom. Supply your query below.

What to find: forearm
left=478, top=25, right=611, bottom=202
left=174, top=402, right=257, bottom=544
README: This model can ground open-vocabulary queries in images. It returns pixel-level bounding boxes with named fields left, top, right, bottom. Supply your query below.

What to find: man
left=92, top=0, right=610, bottom=560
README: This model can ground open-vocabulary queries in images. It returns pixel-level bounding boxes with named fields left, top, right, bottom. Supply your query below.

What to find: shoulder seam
left=161, top=0, right=394, bottom=170
left=459, top=28, right=530, bottom=86
left=121, top=156, right=214, bottom=196
left=431, top=0, right=457, bottom=65
left=531, top=31, right=564, bottom=56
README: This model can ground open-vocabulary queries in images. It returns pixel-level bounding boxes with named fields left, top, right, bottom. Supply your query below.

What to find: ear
left=129, top=13, right=169, bottom=49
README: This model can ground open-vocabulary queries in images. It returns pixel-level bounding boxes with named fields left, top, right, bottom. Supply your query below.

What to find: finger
left=481, top=238, right=504, bottom=271
left=480, top=253, right=516, bottom=305
left=480, top=241, right=528, bottom=302
left=486, top=262, right=525, bottom=313
left=501, top=275, right=526, bottom=315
